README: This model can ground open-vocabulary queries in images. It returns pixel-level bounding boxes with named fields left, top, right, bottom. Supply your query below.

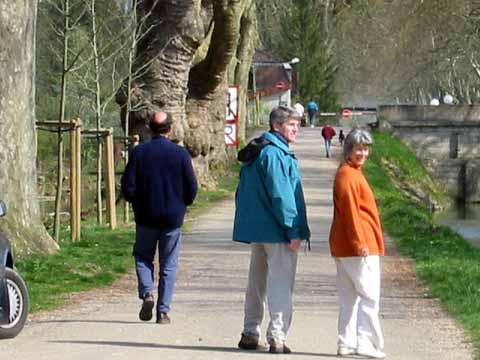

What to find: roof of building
left=250, top=51, right=297, bottom=97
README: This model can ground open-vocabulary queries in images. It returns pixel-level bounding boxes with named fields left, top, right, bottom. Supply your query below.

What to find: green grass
left=365, top=130, right=480, bottom=358
left=16, top=164, right=241, bottom=313
left=17, top=225, right=133, bottom=312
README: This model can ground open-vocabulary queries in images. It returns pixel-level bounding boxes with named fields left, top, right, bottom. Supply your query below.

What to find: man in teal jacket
left=233, top=106, right=310, bottom=354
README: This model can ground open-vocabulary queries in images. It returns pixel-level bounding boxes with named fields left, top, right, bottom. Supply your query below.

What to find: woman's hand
left=359, top=247, right=369, bottom=257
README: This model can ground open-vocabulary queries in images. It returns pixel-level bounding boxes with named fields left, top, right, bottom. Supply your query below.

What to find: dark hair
left=149, top=112, right=173, bottom=135
left=269, top=106, right=301, bottom=130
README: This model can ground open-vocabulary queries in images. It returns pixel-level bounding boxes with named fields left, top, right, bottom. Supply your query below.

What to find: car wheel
left=0, top=268, right=29, bottom=339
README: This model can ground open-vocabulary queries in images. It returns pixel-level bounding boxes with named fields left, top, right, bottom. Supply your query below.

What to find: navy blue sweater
left=121, top=136, right=198, bottom=229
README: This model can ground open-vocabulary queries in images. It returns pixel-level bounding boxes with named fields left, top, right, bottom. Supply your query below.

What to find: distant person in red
left=321, top=123, right=336, bottom=158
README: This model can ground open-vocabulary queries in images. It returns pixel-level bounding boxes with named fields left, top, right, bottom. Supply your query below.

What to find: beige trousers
left=242, top=243, right=298, bottom=342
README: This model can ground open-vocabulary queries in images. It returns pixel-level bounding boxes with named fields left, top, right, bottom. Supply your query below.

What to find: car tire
left=0, top=268, right=29, bottom=339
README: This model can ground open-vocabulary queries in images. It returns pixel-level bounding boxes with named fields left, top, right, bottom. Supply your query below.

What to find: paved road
left=0, top=127, right=473, bottom=359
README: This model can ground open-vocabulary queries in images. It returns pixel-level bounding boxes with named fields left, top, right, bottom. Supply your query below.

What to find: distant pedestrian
left=306, top=99, right=319, bottom=128
left=329, top=128, right=386, bottom=359
left=121, top=111, right=198, bottom=325
left=321, top=123, right=336, bottom=158
left=338, top=129, right=345, bottom=146
left=233, top=106, right=310, bottom=354
left=293, top=102, right=304, bottom=118
left=293, top=102, right=306, bottom=126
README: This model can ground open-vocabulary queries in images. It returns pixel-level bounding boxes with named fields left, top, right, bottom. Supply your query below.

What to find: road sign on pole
left=341, top=108, right=352, bottom=118
left=225, top=85, right=239, bottom=146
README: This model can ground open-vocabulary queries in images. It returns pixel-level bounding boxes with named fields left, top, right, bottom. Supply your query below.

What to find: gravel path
left=0, top=126, right=473, bottom=359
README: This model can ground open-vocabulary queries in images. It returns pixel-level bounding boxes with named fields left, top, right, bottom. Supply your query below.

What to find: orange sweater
left=329, top=163, right=385, bottom=257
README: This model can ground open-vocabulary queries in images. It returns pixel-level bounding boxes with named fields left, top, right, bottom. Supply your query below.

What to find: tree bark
left=116, top=0, right=212, bottom=142
left=0, top=1, right=58, bottom=255
left=116, top=0, right=252, bottom=187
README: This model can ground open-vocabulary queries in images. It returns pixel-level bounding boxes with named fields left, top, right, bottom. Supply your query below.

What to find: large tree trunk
left=116, top=0, right=252, bottom=187
left=116, top=1, right=212, bottom=142
left=0, top=1, right=58, bottom=255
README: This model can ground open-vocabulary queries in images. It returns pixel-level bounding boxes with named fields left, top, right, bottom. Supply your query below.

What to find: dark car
left=0, top=200, right=29, bottom=339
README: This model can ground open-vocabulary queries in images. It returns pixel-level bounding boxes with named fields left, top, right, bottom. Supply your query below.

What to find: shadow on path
left=50, top=340, right=339, bottom=358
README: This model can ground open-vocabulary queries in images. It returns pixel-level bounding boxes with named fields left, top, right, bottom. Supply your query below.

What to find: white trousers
left=335, top=256, right=384, bottom=350
left=243, top=243, right=298, bottom=342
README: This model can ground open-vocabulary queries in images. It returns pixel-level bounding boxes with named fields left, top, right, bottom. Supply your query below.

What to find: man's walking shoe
left=268, top=339, right=292, bottom=354
left=156, top=312, right=171, bottom=324
left=356, top=345, right=386, bottom=359
left=238, top=334, right=268, bottom=351
left=138, top=293, right=154, bottom=321
left=337, top=345, right=356, bottom=356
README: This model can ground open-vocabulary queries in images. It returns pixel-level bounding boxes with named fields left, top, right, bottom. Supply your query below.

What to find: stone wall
left=378, top=105, right=480, bottom=202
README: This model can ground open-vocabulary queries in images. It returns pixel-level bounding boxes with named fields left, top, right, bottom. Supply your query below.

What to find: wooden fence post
left=104, top=129, right=117, bottom=229
left=69, top=118, right=82, bottom=241
left=75, top=118, right=82, bottom=240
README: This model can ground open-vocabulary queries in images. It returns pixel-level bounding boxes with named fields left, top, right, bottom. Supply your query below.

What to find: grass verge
left=16, top=165, right=240, bottom=313
left=365, top=130, right=480, bottom=357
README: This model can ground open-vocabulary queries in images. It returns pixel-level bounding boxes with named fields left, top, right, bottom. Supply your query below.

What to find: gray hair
left=269, top=106, right=301, bottom=130
left=343, top=128, right=373, bottom=162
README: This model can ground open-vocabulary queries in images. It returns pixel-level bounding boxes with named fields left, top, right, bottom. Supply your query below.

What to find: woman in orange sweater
left=329, top=128, right=386, bottom=359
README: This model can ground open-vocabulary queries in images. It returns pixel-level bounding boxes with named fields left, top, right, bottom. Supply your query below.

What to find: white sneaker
left=356, top=346, right=386, bottom=359
left=337, top=345, right=356, bottom=356
left=310, top=124, right=314, bottom=128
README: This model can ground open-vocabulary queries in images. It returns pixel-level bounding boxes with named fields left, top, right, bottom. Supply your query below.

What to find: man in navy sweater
left=121, top=111, right=198, bottom=324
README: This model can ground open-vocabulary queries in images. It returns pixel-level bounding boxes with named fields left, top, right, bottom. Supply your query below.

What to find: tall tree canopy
left=258, top=0, right=480, bottom=106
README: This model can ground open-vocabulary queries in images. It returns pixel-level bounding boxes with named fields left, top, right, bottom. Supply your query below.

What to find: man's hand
left=288, top=239, right=302, bottom=252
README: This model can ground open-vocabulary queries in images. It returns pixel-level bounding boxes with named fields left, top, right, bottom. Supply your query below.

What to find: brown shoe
left=238, top=334, right=268, bottom=351
left=139, top=293, right=154, bottom=321
left=268, top=339, right=292, bottom=354
left=156, top=312, right=171, bottom=324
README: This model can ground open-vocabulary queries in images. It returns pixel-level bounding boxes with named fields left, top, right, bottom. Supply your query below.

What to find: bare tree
left=41, top=0, right=89, bottom=241
left=84, top=0, right=136, bottom=224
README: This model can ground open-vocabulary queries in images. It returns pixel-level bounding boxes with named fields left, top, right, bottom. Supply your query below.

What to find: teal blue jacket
left=233, top=131, right=310, bottom=244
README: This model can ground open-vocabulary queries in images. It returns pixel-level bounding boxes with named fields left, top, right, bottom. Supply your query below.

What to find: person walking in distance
left=329, top=128, right=386, bottom=359
left=338, top=129, right=345, bottom=146
left=233, top=106, right=310, bottom=354
left=321, top=123, right=336, bottom=158
left=306, top=98, right=319, bottom=128
left=121, top=111, right=198, bottom=325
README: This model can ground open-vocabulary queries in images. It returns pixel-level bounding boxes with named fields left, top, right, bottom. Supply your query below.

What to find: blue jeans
left=324, top=139, right=332, bottom=157
left=308, top=112, right=316, bottom=126
left=134, top=225, right=182, bottom=313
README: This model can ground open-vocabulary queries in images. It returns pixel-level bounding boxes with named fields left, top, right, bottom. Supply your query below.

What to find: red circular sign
left=341, top=108, right=352, bottom=118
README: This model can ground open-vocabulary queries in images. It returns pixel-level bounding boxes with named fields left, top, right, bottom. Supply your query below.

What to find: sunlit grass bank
left=366, top=130, right=480, bottom=357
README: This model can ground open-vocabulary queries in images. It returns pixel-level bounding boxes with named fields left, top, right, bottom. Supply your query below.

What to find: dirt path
left=0, top=127, right=473, bottom=359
